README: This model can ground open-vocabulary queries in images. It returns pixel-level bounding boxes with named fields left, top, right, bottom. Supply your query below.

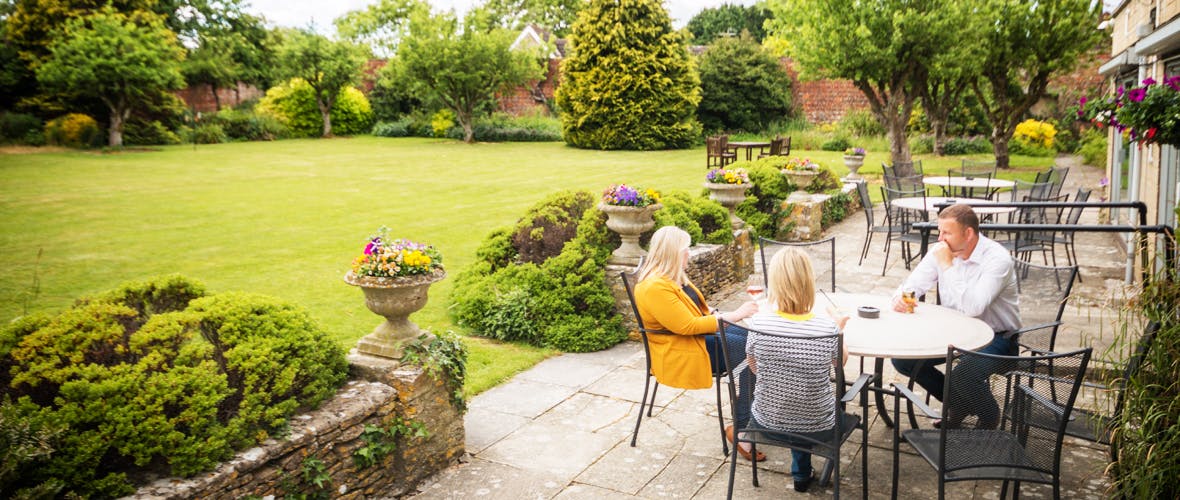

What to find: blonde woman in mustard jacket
left=634, top=226, right=762, bottom=461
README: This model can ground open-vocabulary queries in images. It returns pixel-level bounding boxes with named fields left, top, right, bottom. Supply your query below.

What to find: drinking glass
left=747, top=275, right=765, bottom=301
left=901, top=290, right=918, bottom=313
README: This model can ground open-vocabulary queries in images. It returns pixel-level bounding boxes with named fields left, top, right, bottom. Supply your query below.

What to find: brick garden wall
left=174, top=82, right=264, bottom=113
left=781, top=58, right=871, bottom=124
left=499, top=58, right=562, bottom=116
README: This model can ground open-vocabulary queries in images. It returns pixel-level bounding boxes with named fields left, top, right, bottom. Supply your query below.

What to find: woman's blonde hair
left=767, top=247, right=815, bottom=315
left=638, top=226, right=691, bottom=285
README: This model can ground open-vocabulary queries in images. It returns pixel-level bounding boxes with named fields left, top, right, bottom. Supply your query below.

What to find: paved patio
left=409, top=158, right=1126, bottom=499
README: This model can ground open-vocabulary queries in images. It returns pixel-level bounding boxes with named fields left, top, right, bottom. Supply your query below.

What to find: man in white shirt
left=891, top=204, right=1020, bottom=429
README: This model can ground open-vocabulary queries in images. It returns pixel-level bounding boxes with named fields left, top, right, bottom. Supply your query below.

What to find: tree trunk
left=108, top=106, right=125, bottom=147
left=992, top=128, right=1011, bottom=169
left=318, top=99, right=332, bottom=137
left=211, top=83, right=222, bottom=111
left=885, top=112, right=911, bottom=166
left=459, top=110, right=474, bottom=143
left=932, top=118, right=948, bottom=156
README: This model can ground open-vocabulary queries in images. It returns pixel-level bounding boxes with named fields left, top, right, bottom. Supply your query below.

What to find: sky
left=244, top=0, right=755, bottom=33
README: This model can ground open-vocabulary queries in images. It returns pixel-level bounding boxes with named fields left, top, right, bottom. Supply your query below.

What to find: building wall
left=781, top=59, right=871, bottom=124
left=499, top=58, right=562, bottom=116
left=175, top=82, right=264, bottom=113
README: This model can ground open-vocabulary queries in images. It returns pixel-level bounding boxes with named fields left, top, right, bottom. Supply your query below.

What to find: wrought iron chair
left=880, top=185, right=928, bottom=276
left=1032, top=188, right=1092, bottom=276
left=620, top=271, right=728, bottom=454
left=854, top=181, right=904, bottom=267
left=707, top=135, right=736, bottom=168
left=719, top=319, right=871, bottom=499
left=758, top=236, right=837, bottom=292
left=890, top=346, right=1093, bottom=500
left=1010, top=259, right=1079, bottom=356
left=948, top=158, right=999, bottom=199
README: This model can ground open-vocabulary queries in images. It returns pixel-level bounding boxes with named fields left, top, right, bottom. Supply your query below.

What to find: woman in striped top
left=745, top=247, right=854, bottom=492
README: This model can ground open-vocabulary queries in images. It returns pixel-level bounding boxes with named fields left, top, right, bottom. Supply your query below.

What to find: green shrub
left=0, top=400, right=66, bottom=499
left=205, top=108, right=288, bottom=141
left=653, top=190, right=733, bottom=245
left=697, top=33, right=792, bottom=133
left=256, top=78, right=374, bottom=137
left=444, top=113, right=562, bottom=142
left=733, top=159, right=793, bottom=238
left=0, top=112, right=43, bottom=145
left=123, top=119, right=181, bottom=145
left=186, top=123, right=227, bottom=144
left=909, top=134, right=934, bottom=154
left=43, top=113, right=100, bottom=148
left=820, top=191, right=853, bottom=229
left=1078, top=129, right=1107, bottom=168
left=942, top=135, right=991, bottom=155
left=1009, top=137, right=1057, bottom=157
left=839, top=109, right=884, bottom=137
left=820, top=136, right=850, bottom=152
left=430, top=109, right=455, bottom=138
left=0, top=275, right=347, bottom=497
left=556, top=0, right=701, bottom=149
left=452, top=191, right=626, bottom=352
left=372, top=119, right=412, bottom=137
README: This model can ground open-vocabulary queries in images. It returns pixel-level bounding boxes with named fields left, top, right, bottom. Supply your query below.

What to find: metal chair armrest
left=1009, top=321, right=1061, bottom=339
left=891, top=383, right=940, bottom=419
left=840, top=373, right=874, bottom=404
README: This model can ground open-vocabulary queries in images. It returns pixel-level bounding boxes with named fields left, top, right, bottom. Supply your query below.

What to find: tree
left=769, top=0, right=954, bottom=165
left=396, top=12, right=543, bottom=143
left=467, top=0, right=585, bottom=37
left=919, top=5, right=986, bottom=156
left=697, top=32, right=791, bottom=132
left=686, top=3, right=772, bottom=44
left=36, top=7, right=185, bottom=147
left=333, top=0, right=428, bottom=57
left=275, top=29, right=366, bottom=137
left=972, top=0, right=1104, bottom=168
left=556, top=0, right=701, bottom=150
left=174, top=1, right=276, bottom=106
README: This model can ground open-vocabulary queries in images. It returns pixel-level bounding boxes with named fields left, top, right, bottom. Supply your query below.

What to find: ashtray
left=965, top=176, right=975, bottom=181
left=857, top=306, right=880, bottom=319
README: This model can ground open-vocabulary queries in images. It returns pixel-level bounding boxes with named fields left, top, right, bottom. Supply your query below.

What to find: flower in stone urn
left=704, top=168, right=752, bottom=229
left=842, top=147, right=867, bottom=179
left=345, top=227, right=445, bottom=359
left=782, top=157, right=821, bottom=188
left=599, top=184, right=662, bottom=265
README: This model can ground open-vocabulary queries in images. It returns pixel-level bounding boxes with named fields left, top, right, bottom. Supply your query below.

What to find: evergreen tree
left=686, top=3, right=771, bottom=44
left=697, top=32, right=791, bottom=133
left=555, top=0, right=700, bottom=150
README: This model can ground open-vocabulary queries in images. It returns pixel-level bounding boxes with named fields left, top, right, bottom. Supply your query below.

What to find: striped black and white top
left=745, top=312, right=839, bottom=433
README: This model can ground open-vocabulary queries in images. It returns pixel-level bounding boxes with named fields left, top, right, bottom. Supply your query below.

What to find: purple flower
left=364, top=238, right=379, bottom=255
left=1166, top=76, right=1180, bottom=91
left=1116, top=86, right=1125, bottom=98
left=1078, top=96, right=1087, bottom=107
left=1098, top=177, right=1109, bottom=187
left=1127, top=87, right=1146, bottom=103
left=1143, top=77, right=1157, bottom=86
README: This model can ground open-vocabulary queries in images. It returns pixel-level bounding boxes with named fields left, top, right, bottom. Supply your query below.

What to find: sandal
left=725, top=425, right=767, bottom=462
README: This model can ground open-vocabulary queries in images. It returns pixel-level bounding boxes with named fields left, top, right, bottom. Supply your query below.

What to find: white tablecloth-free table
left=890, top=196, right=1017, bottom=216
left=923, top=175, right=1016, bottom=190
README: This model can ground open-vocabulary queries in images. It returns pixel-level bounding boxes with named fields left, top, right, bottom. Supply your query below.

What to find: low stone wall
left=130, top=354, right=464, bottom=499
left=779, top=182, right=862, bottom=241
left=608, top=229, right=756, bottom=335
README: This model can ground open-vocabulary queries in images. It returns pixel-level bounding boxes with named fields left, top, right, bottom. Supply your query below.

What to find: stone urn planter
left=704, top=182, right=751, bottom=229
left=345, top=269, right=446, bottom=359
left=599, top=203, right=662, bottom=266
left=842, top=155, right=865, bottom=179
left=783, top=169, right=819, bottom=189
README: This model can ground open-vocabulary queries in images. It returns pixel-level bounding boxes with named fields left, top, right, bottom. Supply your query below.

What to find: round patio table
left=727, top=141, right=771, bottom=162
left=923, top=175, right=1015, bottom=198
left=890, top=196, right=1016, bottom=216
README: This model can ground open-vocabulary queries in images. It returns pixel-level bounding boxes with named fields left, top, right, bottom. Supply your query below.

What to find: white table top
left=890, top=196, right=1016, bottom=215
left=923, top=175, right=1016, bottom=189
left=757, top=293, right=994, bottom=359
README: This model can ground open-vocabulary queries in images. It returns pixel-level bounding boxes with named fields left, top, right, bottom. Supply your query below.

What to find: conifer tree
left=555, top=0, right=700, bottom=150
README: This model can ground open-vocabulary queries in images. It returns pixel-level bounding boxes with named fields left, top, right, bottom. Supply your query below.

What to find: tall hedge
left=555, top=0, right=701, bottom=150
left=697, top=33, right=792, bottom=132
left=0, top=275, right=348, bottom=498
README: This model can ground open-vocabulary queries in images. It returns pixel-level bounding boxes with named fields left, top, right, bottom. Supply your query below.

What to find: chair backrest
left=881, top=184, right=928, bottom=229
left=717, top=318, right=846, bottom=449
left=891, top=160, right=922, bottom=177
left=855, top=180, right=876, bottom=227
left=1010, top=179, right=1054, bottom=203
left=758, top=236, right=836, bottom=292
left=1012, top=260, right=1078, bottom=352
left=781, top=136, right=792, bottom=157
left=941, top=346, right=1092, bottom=478
left=1065, top=188, right=1092, bottom=226
left=719, top=135, right=730, bottom=150
left=960, top=158, right=998, bottom=175
left=706, top=136, right=721, bottom=155
left=620, top=271, right=670, bottom=367
left=1048, top=166, right=1070, bottom=198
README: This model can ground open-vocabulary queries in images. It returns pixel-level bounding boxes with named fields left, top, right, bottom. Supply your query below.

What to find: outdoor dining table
left=923, top=175, right=1016, bottom=198
left=758, top=292, right=994, bottom=428
left=727, top=141, right=771, bottom=162
left=890, top=196, right=1018, bottom=216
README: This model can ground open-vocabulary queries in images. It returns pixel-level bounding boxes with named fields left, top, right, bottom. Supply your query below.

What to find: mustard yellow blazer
left=634, top=276, right=719, bottom=389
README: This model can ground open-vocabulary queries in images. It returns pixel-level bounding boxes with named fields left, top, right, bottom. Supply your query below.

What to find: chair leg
left=648, top=383, right=659, bottom=417
left=859, top=229, right=872, bottom=266
left=726, top=440, right=739, bottom=500
left=881, top=236, right=892, bottom=276
left=631, top=374, right=654, bottom=447
left=716, top=372, right=729, bottom=456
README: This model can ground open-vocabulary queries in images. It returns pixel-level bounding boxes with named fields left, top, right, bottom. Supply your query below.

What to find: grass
left=0, top=136, right=1055, bottom=395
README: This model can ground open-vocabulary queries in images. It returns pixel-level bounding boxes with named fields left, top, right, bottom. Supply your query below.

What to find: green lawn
left=0, top=137, right=1053, bottom=395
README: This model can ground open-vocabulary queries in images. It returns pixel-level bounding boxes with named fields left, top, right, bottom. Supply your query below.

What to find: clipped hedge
left=0, top=275, right=348, bottom=498
left=205, top=108, right=288, bottom=141
left=444, top=113, right=562, bottom=142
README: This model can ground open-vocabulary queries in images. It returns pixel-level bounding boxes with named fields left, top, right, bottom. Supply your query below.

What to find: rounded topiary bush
left=0, top=275, right=348, bottom=498
left=43, top=113, right=100, bottom=148
left=256, top=78, right=374, bottom=137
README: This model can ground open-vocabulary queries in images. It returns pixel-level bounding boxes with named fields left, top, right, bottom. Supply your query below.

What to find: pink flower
left=1142, top=77, right=1156, bottom=86
left=1127, top=87, right=1146, bottom=103
left=1167, top=76, right=1180, bottom=91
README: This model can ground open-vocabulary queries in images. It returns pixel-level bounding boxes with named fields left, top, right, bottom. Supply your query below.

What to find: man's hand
left=892, top=295, right=910, bottom=312
left=932, top=242, right=953, bottom=270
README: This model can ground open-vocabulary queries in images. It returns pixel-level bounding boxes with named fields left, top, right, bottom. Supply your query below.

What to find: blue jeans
left=891, top=334, right=1016, bottom=426
left=751, top=413, right=860, bottom=482
left=705, top=324, right=753, bottom=428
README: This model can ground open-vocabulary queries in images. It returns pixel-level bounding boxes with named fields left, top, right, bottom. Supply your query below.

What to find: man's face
left=937, top=218, right=975, bottom=257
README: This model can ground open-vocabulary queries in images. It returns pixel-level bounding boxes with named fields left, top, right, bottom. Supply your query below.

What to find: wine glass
left=901, top=290, right=918, bottom=313
left=747, top=275, right=765, bottom=301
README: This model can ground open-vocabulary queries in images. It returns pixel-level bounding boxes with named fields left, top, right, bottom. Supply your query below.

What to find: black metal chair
left=890, top=346, right=1093, bottom=500
left=949, top=159, right=998, bottom=199
left=620, top=271, right=728, bottom=455
left=854, top=181, right=904, bottom=267
left=1010, top=260, right=1079, bottom=355
left=881, top=185, right=928, bottom=275
left=758, top=236, right=836, bottom=292
left=718, top=319, right=871, bottom=499
left=1047, top=166, right=1070, bottom=198
left=1033, top=188, right=1092, bottom=276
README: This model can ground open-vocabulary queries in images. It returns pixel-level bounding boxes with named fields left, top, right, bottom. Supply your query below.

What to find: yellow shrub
left=1014, top=119, right=1057, bottom=148
left=44, top=113, right=100, bottom=148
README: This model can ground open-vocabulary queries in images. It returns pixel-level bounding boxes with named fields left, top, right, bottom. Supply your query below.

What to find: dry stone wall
left=129, top=355, right=464, bottom=499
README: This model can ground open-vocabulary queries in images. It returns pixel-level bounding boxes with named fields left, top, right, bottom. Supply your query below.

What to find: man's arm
left=892, top=244, right=942, bottom=311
